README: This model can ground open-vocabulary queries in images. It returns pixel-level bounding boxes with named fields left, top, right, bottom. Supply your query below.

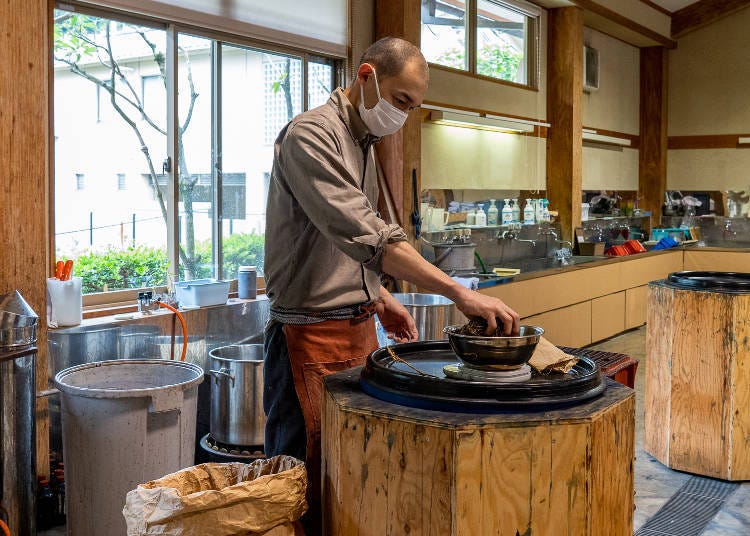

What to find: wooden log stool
left=645, top=280, right=750, bottom=480
left=322, top=370, right=635, bottom=536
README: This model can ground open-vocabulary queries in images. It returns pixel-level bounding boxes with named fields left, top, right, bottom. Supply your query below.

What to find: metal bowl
left=443, top=325, right=544, bottom=370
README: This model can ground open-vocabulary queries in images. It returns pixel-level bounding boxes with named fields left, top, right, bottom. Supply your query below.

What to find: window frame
left=422, top=0, right=541, bottom=90
left=52, top=1, right=345, bottom=309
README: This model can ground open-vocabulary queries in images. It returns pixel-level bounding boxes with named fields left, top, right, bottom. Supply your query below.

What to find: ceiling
left=648, top=0, right=697, bottom=12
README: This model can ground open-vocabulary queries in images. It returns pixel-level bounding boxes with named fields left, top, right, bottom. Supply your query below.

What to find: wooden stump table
left=322, top=369, right=635, bottom=536
left=646, top=279, right=750, bottom=480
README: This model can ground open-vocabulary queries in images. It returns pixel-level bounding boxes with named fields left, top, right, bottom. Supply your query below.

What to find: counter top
left=476, top=245, right=750, bottom=288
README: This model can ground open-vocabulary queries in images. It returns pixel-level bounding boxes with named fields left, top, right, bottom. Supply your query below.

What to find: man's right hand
left=452, top=288, right=520, bottom=336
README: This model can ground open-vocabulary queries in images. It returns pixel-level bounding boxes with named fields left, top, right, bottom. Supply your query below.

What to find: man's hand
left=380, top=241, right=520, bottom=337
left=376, top=288, right=418, bottom=343
left=453, top=289, right=520, bottom=336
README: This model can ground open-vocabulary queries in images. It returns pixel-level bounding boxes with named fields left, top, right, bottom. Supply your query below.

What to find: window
left=53, top=6, right=341, bottom=296
left=421, top=0, right=539, bottom=87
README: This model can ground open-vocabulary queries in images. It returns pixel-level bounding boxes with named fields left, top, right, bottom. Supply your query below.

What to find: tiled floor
left=590, top=327, right=750, bottom=535
left=40, top=326, right=750, bottom=535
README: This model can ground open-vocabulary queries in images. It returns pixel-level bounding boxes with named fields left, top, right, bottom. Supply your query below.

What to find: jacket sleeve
left=276, top=118, right=407, bottom=272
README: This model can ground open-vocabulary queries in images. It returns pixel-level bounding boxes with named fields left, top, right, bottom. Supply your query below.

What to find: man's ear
left=357, top=63, right=375, bottom=84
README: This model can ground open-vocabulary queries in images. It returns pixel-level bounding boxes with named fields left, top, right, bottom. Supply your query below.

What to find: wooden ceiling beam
left=672, top=0, right=750, bottom=38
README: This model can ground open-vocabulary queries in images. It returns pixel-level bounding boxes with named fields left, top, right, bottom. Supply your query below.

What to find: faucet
left=497, top=224, right=536, bottom=247
left=537, top=227, right=558, bottom=239
left=723, top=219, right=737, bottom=241
left=137, top=291, right=158, bottom=315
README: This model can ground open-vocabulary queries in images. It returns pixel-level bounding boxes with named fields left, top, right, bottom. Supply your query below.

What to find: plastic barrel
left=54, top=359, right=203, bottom=536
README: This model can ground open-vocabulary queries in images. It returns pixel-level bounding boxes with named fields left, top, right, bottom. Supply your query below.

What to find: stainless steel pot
left=208, top=344, right=265, bottom=446
left=432, top=243, right=476, bottom=271
left=47, top=326, right=121, bottom=376
left=377, top=293, right=467, bottom=345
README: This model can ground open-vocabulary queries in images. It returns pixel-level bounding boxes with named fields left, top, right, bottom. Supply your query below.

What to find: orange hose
left=158, top=302, right=188, bottom=362
left=0, top=519, right=10, bottom=536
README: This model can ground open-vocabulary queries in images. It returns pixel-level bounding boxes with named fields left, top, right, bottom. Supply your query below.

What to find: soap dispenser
left=511, top=198, right=521, bottom=223
left=523, top=198, right=535, bottom=225
left=541, top=199, right=550, bottom=222
left=501, top=199, right=513, bottom=224
left=475, top=203, right=487, bottom=227
left=466, top=204, right=477, bottom=226
left=487, top=199, right=499, bottom=225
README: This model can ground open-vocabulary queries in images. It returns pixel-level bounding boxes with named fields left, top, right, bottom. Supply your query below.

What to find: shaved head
left=359, top=37, right=429, bottom=80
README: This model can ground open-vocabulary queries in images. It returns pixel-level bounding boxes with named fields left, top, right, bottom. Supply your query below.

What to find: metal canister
left=208, top=344, right=265, bottom=446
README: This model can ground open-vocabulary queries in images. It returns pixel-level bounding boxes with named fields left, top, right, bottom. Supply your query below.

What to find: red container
left=606, top=245, right=629, bottom=257
left=623, top=240, right=647, bottom=254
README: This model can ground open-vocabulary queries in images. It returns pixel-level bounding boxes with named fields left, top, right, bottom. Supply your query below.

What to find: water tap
left=137, top=291, right=158, bottom=315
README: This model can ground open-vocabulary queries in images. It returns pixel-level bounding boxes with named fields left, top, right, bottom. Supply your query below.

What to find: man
left=263, top=37, right=519, bottom=532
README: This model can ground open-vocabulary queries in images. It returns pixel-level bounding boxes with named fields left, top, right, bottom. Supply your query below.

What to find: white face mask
left=358, top=68, right=409, bottom=137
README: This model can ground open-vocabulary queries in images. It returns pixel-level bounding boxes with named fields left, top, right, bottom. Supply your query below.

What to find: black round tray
left=359, top=340, right=606, bottom=413
left=666, top=271, right=750, bottom=293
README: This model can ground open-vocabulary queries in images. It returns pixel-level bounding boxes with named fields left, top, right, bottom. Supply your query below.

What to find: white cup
left=47, top=277, right=83, bottom=327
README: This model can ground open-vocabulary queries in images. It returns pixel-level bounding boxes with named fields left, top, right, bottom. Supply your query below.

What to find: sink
left=501, top=255, right=609, bottom=274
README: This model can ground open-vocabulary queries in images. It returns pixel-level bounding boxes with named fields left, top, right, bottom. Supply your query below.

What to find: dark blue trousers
left=263, top=320, right=307, bottom=461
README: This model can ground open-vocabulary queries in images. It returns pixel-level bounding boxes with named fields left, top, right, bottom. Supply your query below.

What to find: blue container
left=238, top=266, right=257, bottom=300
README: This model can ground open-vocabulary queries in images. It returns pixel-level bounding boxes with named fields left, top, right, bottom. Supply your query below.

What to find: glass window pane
left=477, top=0, right=529, bottom=84
left=177, top=34, right=214, bottom=280
left=53, top=10, right=169, bottom=293
left=421, top=0, right=467, bottom=70
left=220, top=44, right=303, bottom=279
left=308, top=60, right=334, bottom=109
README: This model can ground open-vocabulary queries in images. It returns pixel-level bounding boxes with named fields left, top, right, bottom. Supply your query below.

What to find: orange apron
left=282, top=315, right=378, bottom=535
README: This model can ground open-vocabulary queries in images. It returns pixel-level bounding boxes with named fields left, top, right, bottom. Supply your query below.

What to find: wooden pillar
left=546, top=7, right=583, bottom=242
left=374, top=0, right=421, bottom=244
left=639, top=47, right=668, bottom=221
left=0, top=0, right=51, bottom=478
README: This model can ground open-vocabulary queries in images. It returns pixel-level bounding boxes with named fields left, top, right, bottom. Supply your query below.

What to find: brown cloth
left=282, top=315, right=379, bottom=536
left=528, top=336, right=579, bottom=373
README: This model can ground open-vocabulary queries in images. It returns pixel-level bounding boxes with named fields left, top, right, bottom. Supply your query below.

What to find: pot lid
left=0, top=290, right=38, bottom=328
left=360, top=341, right=605, bottom=412
left=666, top=271, right=750, bottom=292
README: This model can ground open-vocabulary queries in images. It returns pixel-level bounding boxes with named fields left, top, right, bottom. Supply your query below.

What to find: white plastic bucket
left=54, top=359, right=204, bottom=536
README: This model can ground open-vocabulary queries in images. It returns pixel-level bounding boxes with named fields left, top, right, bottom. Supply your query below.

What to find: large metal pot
left=377, top=293, right=467, bottom=346
left=432, top=243, right=476, bottom=271
left=208, top=344, right=265, bottom=446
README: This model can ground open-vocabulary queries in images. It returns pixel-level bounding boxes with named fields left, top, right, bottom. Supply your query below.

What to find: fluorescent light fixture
left=486, top=114, right=550, bottom=128
left=428, top=110, right=534, bottom=134
left=738, top=136, right=750, bottom=145
left=582, top=129, right=631, bottom=147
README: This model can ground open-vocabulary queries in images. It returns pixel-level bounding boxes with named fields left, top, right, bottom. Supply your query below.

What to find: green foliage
left=223, top=232, right=265, bottom=278
left=74, top=233, right=265, bottom=293
left=476, top=43, right=523, bottom=81
left=434, top=41, right=523, bottom=82
left=74, top=246, right=169, bottom=294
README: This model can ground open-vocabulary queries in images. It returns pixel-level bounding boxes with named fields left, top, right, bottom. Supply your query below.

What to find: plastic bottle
left=542, top=199, right=550, bottom=222
left=466, top=205, right=476, bottom=226
left=523, top=198, right=535, bottom=225
left=535, top=198, right=545, bottom=223
left=37, top=477, right=55, bottom=530
left=501, top=199, right=513, bottom=224
left=53, top=467, right=66, bottom=524
left=487, top=199, right=499, bottom=225
left=475, top=204, right=487, bottom=226
left=511, top=198, right=521, bottom=223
